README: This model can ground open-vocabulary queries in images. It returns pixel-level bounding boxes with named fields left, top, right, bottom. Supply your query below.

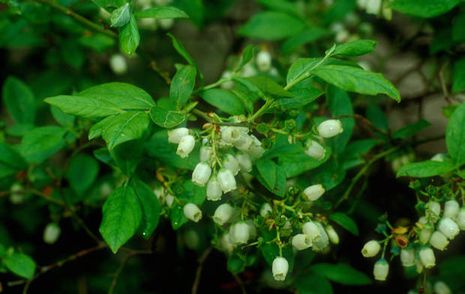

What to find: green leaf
left=167, top=33, right=196, bottom=66
left=227, top=254, right=246, bottom=274
left=258, top=0, right=298, bottom=15
left=150, top=107, right=186, bottom=128
left=45, top=83, right=154, bottom=118
left=51, top=106, right=75, bottom=127
left=397, top=160, right=456, bottom=178
left=170, top=64, right=196, bottom=109
left=234, top=45, right=256, bottom=72
left=66, top=154, right=99, bottom=195
left=3, top=252, right=36, bottom=279
left=2, top=76, right=36, bottom=125
left=130, top=178, right=161, bottom=238
left=329, top=212, right=359, bottom=236
left=255, top=159, right=286, bottom=197
left=170, top=203, right=188, bottom=230
left=92, top=0, right=126, bottom=9
left=295, top=273, right=333, bottom=294
left=245, top=76, right=293, bottom=98
left=452, top=58, right=465, bottom=93
left=287, top=58, right=320, bottom=85
left=313, top=65, right=400, bottom=102
left=200, top=88, right=245, bottom=115
left=333, top=39, right=376, bottom=56
left=391, top=0, right=460, bottom=18
left=0, top=143, right=27, bottom=178
left=281, top=27, right=329, bottom=54
left=19, top=126, right=67, bottom=164
left=452, top=13, right=465, bottom=42
left=110, top=3, right=131, bottom=27
left=327, top=87, right=354, bottom=154
left=446, top=103, right=465, bottom=165
left=119, top=15, right=140, bottom=55
left=239, top=11, right=306, bottom=41
left=278, top=83, right=323, bottom=110
left=99, top=185, right=142, bottom=253
left=310, top=263, right=371, bottom=285
left=392, top=119, right=431, bottom=139
left=135, top=6, right=188, bottom=19
left=89, top=111, right=150, bottom=150
left=110, top=140, right=144, bottom=175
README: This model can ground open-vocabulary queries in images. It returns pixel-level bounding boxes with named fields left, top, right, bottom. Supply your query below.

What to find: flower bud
left=192, top=162, right=212, bottom=186
left=223, top=154, right=240, bottom=175
left=168, top=127, right=189, bottom=143
left=158, top=18, right=174, bottom=29
left=207, top=177, right=223, bottom=201
left=260, top=203, right=272, bottom=217
left=317, top=119, right=343, bottom=138
left=176, top=135, right=195, bottom=158
left=220, top=126, right=248, bottom=145
left=200, top=146, right=212, bottom=162
left=426, top=201, right=441, bottom=221
left=430, top=231, right=449, bottom=251
left=109, top=54, right=128, bottom=75
left=236, top=153, right=252, bottom=172
left=312, top=222, right=329, bottom=251
left=419, top=247, right=436, bottom=269
left=325, top=225, right=340, bottom=245
left=438, top=217, right=460, bottom=240
left=457, top=207, right=465, bottom=230
left=419, top=226, right=433, bottom=244
left=165, top=194, right=174, bottom=207
left=400, top=248, right=415, bottom=267
left=217, top=169, right=237, bottom=193
left=303, top=184, right=325, bottom=201
left=305, top=140, right=325, bottom=160
left=183, top=203, right=202, bottom=222
left=431, top=153, right=447, bottom=162
left=444, top=200, right=460, bottom=218
left=229, top=222, right=250, bottom=244
left=219, top=233, right=235, bottom=253
left=213, top=203, right=234, bottom=226
left=434, top=281, right=451, bottom=294
left=365, top=0, right=382, bottom=15
left=303, top=221, right=321, bottom=241
left=292, top=234, right=312, bottom=250
left=256, top=50, right=272, bottom=72
left=373, top=259, right=389, bottom=281
left=43, top=223, right=61, bottom=244
left=361, top=240, right=381, bottom=257
left=272, top=257, right=289, bottom=281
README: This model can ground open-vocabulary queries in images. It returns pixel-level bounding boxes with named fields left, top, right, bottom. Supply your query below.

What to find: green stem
left=34, top=0, right=117, bottom=38
left=248, top=99, right=274, bottom=123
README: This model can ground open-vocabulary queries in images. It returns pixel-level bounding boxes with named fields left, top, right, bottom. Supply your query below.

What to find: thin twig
left=192, top=247, right=212, bottom=294
left=108, top=249, right=152, bottom=294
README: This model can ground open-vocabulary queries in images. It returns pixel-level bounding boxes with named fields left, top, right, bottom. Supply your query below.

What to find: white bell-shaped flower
left=317, top=119, right=343, bottom=138
left=176, top=135, right=195, bottom=158
left=303, top=184, right=325, bottom=201
left=192, top=162, right=212, bottom=186
left=292, top=234, right=312, bottom=250
left=400, top=248, right=415, bottom=267
left=217, top=169, right=237, bottom=193
left=305, top=140, right=326, bottom=160
left=438, top=217, right=460, bottom=240
left=168, top=127, right=189, bottom=143
left=183, top=203, right=202, bottom=222
left=260, top=203, right=272, bottom=217
left=207, top=177, right=223, bottom=201
left=272, top=257, right=289, bottom=281
left=199, top=146, right=212, bottom=162
left=444, top=200, right=460, bottom=218
left=43, top=223, right=61, bottom=244
left=223, top=154, right=240, bottom=175
left=213, top=203, right=234, bottom=226
left=373, top=258, right=389, bottom=281
left=361, top=240, right=381, bottom=257
left=419, top=247, right=436, bottom=269
left=236, top=153, right=252, bottom=172
left=229, top=222, right=250, bottom=244
left=325, top=225, right=339, bottom=245
left=430, top=231, right=449, bottom=251
left=256, top=50, right=272, bottom=72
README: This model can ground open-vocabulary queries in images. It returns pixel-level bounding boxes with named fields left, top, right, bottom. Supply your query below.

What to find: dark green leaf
left=45, top=95, right=123, bottom=118
left=0, top=143, right=27, bottom=178
left=170, top=64, right=196, bottom=109
left=452, top=58, right=465, bottom=93
left=2, top=76, right=36, bottom=125
left=170, top=203, right=188, bottom=230
left=296, top=273, right=333, bottom=294
left=258, top=0, right=298, bottom=15
left=130, top=178, right=161, bottom=238
left=391, top=0, right=460, bottom=18
left=19, top=126, right=66, bottom=164
left=66, top=154, right=99, bottom=195
left=279, top=84, right=323, bottom=110
left=255, top=159, right=286, bottom=197
left=119, top=15, right=140, bottom=55
left=452, top=13, right=465, bottom=42
left=200, top=88, right=245, bottom=115
left=239, top=11, right=306, bottom=41
left=327, top=87, right=354, bottom=154
left=281, top=27, right=329, bottom=54
left=392, top=119, right=431, bottom=139
left=329, top=212, right=359, bottom=235
left=286, top=58, right=320, bottom=85
left=150, top=107, right=186, bottom=128
left=333, top=39, right=376, bottom=56
left=3, top=252, right=36, bottom=279
left=227, top=254, right=246, bottom=274
left=99, top=185, right=142, bottom=253
left=313, top=65, right=400, bottom=102
left=446, top=103, right=465, bottom=165
left=310, top=263, right=371, bottom=285
left=245, top=76, right=293, bottom=98
left=135, top=6, right=188, bottom=19
left=167, top=33, right=196, bottom=66
left=397, top=160, right=456, bottom=178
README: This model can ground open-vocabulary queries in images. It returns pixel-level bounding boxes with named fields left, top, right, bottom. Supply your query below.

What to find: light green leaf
left=99, top=186, right=142, bottom=253
left=310, top=263, right=371, bottom=285
left=200, top=88, right=245, bottom=115
left=135, top=6, right=188, bottom=19
left=110, top=3, right=130, bottom=27
left=19, top=126, right=67, bottom=164
left=130, top=178, right=161, bottom=238
left=119, top=15, right=140, bottom=55
left=446, top=103, right=465, bottom=165
left=234, top=45, right=256, bottom=72
left=2, top=76, right=36, bottom=125
left=278, top=83, right=323, bottom=110
left=66, top=154, right=99, bottom=195
left=286, top=58, right=320, bottom=85
left=167, top=33, right=196, bottom=66
left=391, top=0, right=460, bottom=18
left=313, top=65, right=400, bottom=102
left=452, top=58, right=465, bottom=93
left=245, top=76, right=293, bottom=98
left=239, top=11, right=306, bottom=41
left=4, top=252, right=36, bottom=280
left=90, top=111, right=150, bottom=150
left=45, top=95, right=122, bottom=118
left=150, top=107, right=186, bottom=128
left=170, top=64, right=196, bottom=109
left=397, top=160, right=456, bottom=178
left=329, top=212, right=359, bottom=236
left=333, top=39, right=376, bottom=56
